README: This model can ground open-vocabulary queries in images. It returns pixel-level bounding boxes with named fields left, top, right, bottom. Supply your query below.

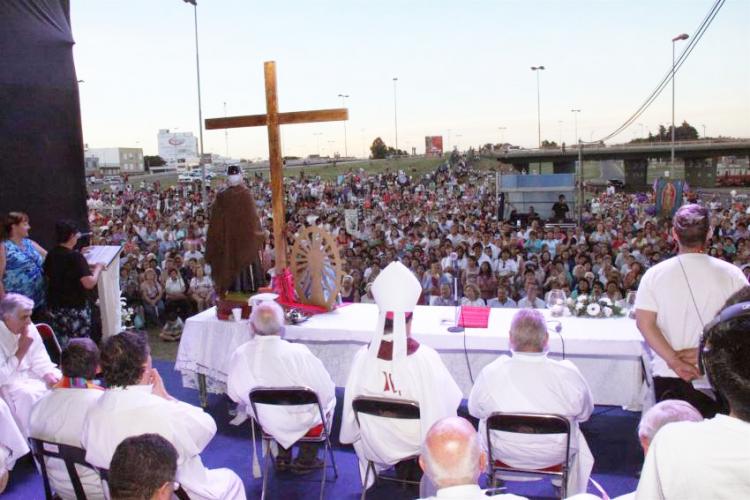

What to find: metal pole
left=536, top=70, right=541, bottom=148
left=191, top=4, right=206, bottom=208
left=393, top=78, right=399, bottom=151
left=669, top=33, right=688, bottom=173
left=223, top=101, right=229, bottom=159
left=578, top=139, right=583, bottom=224
left=671, top=40, right=676, bottom=171
left=338, top=94, right=349, bottom=158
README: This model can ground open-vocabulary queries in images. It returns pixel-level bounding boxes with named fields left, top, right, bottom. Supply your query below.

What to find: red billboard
left=425, top=136, right=443, bottom=157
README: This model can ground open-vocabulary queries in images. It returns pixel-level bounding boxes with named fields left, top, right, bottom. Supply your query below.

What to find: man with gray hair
left=0, top=293, right=60, bottom=436
left=635, top=203, right=747, bottom=417
left=227, top=300, right=335, bottom=472
left=418, top=417, right=526, bottom=500
left=610, top=400, right=702, bottom=500
left=468, top=308, right=594, bottom=495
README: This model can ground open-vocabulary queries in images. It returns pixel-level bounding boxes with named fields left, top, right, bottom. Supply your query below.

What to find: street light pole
left=498, top=126, right=506, bottom=146
left=338, top=93, right=349, bottom=158
left=313, top=132, right=323, bottom=156
left=531, top=66, right=545, bottom=148
left=223, top=101, right=229, bottom=159
left=671, top=33, right=689, bottom=173
left=183, top=0, right=206, bottom=208
left=571, top=109, right=581, bottom=144
left=571, top=109, right=582, bottom=224
left=702, top=123, right=707, bottom=139
left=392, top=78, right=399, bottom=152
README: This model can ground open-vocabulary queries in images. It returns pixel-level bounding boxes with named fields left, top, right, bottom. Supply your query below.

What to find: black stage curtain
left=0, top=0, right=88, bottom=248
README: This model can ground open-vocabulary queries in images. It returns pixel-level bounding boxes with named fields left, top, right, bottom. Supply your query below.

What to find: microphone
left=546, top=319, right=562, bottom=333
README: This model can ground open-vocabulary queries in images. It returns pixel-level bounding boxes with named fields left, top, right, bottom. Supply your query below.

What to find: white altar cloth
left=175, top=304, right=649, bottom=409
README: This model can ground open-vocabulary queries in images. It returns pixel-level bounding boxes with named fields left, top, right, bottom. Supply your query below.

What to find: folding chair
left=98, top=467, right=191, bottom=500
left=249, top=387, right=338, bottom=500
left=485, top=412, right=571, bottom=499
left=27, top=437, right=101, bottom=500
left=35, top=323, right=62, bottom=365
left=351, top=396, right=421, bottom=500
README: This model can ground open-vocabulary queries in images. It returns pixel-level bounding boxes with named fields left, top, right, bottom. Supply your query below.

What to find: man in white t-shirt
left=635, top=204, right=747, bottom=417
left=635, top=295, right=750, bottom=499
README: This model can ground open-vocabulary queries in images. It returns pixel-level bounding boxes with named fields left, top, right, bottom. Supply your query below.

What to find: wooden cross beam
left=205, top=61, right=348, bottom=274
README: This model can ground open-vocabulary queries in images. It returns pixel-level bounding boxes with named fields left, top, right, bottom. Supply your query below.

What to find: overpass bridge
left=487, top=140, right=750, bottom=188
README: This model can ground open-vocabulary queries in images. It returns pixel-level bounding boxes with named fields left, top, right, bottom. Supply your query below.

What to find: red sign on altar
left=457, top=306, right=490, bottom=328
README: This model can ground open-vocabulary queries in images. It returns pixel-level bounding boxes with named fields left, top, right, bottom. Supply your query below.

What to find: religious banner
left=344, top=209, right=359, bottom=234
left=654, top=178, right=687, bottom=218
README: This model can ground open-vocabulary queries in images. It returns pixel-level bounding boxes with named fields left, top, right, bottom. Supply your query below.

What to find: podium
left=83, top=245, right=122, bottom=340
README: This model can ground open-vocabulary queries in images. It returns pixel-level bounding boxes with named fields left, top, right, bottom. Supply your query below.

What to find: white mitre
left=368, top=261, right=421, bottom=369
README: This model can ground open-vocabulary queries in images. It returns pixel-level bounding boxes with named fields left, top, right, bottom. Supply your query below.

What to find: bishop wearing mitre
left=340, top=262, right=462, bottom=488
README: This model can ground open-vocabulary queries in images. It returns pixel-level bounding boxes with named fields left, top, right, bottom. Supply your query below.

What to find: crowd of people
left=5, top=157, right=741, bottom=344
left=2, top=158, right=750, bottom=498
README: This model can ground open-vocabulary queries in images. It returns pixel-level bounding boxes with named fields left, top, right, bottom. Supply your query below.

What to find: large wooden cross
left=205, top=61, right=348, bottom=273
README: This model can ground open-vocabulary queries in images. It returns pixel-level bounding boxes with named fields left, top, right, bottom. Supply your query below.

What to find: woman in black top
left=44, top=220, right=104, bottom=347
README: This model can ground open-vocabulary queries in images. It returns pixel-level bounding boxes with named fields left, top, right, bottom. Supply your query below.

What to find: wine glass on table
left=625, top=290, right=637, bottom=319
left=547, top=289, right=566, bottom=318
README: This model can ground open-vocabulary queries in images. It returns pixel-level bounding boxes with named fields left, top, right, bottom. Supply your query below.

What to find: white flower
left=603, top=306, right=613, bottom=317
left=566, top=297, right=575, bottom=306
left=599, top=297, right=613, bottom=306
left=555, top=298, right=564, bottom=306
left=575, top=303, right=585, bottom=311
left=587, top=303, right=601, bottom=317
left=577, top=294, right=588, bottom=303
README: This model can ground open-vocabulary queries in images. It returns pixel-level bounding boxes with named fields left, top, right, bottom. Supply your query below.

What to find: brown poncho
left=205, top=184, right=265, bottom=294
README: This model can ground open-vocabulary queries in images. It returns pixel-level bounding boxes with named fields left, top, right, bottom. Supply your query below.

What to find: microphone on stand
left=447, top=252, right=464, bottom=333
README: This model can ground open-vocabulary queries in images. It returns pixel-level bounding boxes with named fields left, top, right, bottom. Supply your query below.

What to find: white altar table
left=175, top=304, right=649, bottom=409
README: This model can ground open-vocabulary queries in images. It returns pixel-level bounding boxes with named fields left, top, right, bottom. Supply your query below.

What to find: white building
left=158, top=129, right=199, bottom=168
left=85, top=147, right=144, bottom=175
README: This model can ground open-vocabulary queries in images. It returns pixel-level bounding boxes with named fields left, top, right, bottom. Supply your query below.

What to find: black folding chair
left=35, top=323, right=62, bottom=365
left=98, top=467, right=191, bottom=500
left=27, top=437, right=101, bottom=500
left=351, top=396, right=421, bottom=500
left=485, top=412, right=571, bottom=499
left=249, top=387, right=338, bottom=500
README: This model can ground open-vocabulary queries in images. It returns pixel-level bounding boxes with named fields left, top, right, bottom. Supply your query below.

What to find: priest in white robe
left=82, top=331, right=246, bottom=500
left=0, top=397, right=28, bottom=494
left=29, top=338, right=105, bottom=500
left=340, top=262, right=463, bottom=488
left=227, top=299, right=336, bottom=471
left=0, top=293, right=60, bottom=436
left=468, top=308, right=594, bottom=495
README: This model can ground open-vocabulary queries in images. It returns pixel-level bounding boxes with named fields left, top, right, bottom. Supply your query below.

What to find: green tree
left=541, top=139, right=558, bottom=149
left=143, top=155, right=166, bottom=171
left=370, top=137, right=387, bottom=159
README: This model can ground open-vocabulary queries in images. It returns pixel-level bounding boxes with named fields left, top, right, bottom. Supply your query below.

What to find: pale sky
left=72, top=0, right=750, bottom=159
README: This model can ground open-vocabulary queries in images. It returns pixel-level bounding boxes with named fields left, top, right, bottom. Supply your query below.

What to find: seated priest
left=468, top=308, right=594, bottom=495
left=340, top=262, right=463, bottom=489
left=29, top=338, right=105, bottom=500
left=82, top=331, right=246, bottom=500
left=636, top=294, right=750, bottom=499
left=0, top=293, right=60, bottom=437
left=226, top=300, right=336, bottom=472
left=0, top=397, right=28, bottom=494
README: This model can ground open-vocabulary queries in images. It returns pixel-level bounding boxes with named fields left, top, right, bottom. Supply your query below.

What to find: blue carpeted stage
left=3, top=359, right=642, bottom=499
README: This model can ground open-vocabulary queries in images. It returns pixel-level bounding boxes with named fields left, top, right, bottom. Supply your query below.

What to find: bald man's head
left=419, top=417, right=486, bottom=489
